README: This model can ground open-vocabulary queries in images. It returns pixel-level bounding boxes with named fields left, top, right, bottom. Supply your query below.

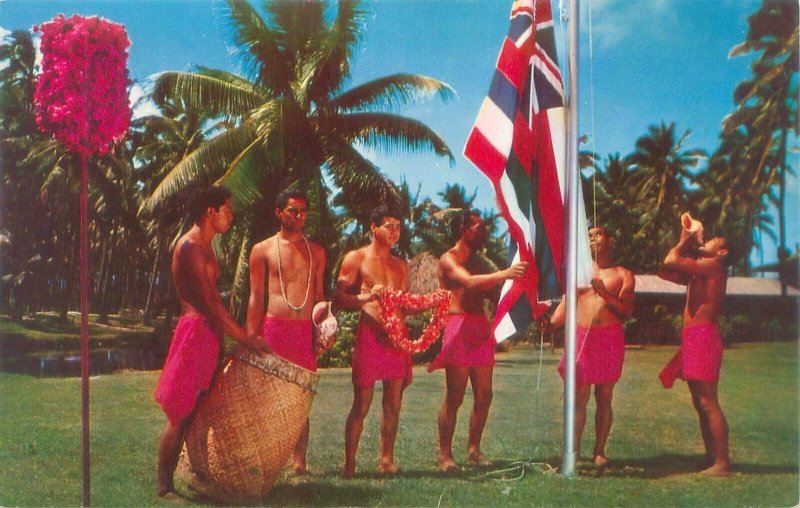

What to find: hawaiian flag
left=464, top=0, right=592, bottom=342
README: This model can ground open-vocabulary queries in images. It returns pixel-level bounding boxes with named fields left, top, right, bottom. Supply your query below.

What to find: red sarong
left=154, top=315, right=221, bottom=425
left=659, top=322, right=723, bottom=388
left=428, top=313, right=495, bottom=371
left=260, top=316, right=316, bottom=372
left=558, top=323, right=625, bottom=385
left=351, top=317, right=412, bottom=387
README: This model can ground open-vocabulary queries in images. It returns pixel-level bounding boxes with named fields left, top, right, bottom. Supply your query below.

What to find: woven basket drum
left=176, top=351, right=319, bottom=503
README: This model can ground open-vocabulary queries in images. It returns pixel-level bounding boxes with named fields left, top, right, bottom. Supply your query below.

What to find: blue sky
left=1, top=0, right=797, bottom=264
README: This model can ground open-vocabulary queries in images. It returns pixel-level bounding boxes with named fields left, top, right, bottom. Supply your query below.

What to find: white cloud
left=0, top=26, right=9, bottom=72
left=33, top=31, right=42, bottom=69
left=129, top=82, right=160, bottom=119
left=582, top=0, right=677, bottom=50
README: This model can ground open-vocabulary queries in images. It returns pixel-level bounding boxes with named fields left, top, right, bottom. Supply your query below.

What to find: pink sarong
left=659, top=322, right=723, bottom=388
left=154, top=315, right=221, bottom=425
left=428, top=313, right=495, bottom=371
left=352, top=317, right=412, bottom=387
left=260, top=316, right=316, bottom=372
left=558, top=323, right=625, bottom=385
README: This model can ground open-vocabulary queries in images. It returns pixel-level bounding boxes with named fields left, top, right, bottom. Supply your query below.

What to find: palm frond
left=324, top=140, right=401, bottom=220
left=142, top=123, right=259, bottom=214
left=267, top=0, right=327, bottom=62
left=219, top=137, right=270, bottom=214
left=328, top=74, right=455, bottom=113
left=225, top=0, right=293, bottom=92
left=195, top=66, right=265, bottom=95
left=331, top=112, right=454, bottom=164
left=307, top=0, right=367, bottom=101
left=152, top=71, right=264, bottom=119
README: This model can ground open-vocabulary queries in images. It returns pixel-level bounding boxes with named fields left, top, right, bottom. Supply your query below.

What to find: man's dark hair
left=187, top=185, right=231, bottom=224
left=450, top=208, right=479, bottom=239
left=275, top=189, right=307, bottom=210
left=370, top=204, right=402, bottom=228
left=590, top=225, right=613, bottom=238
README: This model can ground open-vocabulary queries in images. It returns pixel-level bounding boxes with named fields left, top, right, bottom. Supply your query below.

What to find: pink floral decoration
left=378, top=288, right=451, bottom=354
left=34, top=14, right=131, bottom=156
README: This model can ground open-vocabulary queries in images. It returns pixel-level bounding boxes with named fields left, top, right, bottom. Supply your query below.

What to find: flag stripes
left=464, top=0, right=592, bottom=343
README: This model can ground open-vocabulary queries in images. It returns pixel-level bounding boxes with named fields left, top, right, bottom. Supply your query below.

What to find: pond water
left=0, top=343, right=168, bottom=378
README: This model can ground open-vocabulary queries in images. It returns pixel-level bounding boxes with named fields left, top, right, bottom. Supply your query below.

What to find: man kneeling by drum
left=154, top=185, right=269, bottom=500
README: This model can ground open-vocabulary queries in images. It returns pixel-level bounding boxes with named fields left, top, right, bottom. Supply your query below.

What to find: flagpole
left=561, top=0, right=580, bottom=478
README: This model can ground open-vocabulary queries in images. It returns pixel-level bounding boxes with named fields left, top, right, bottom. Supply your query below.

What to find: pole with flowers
left=34, top=14, right=130, bottom=506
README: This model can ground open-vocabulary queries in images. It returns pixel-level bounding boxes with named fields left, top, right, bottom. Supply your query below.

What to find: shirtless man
left=335, top=205, right=410, bottom=478
left=658, top=226, right=731, bottom=476
left=154, top=185, right=268, bottom=499
left=431, top=210, right=528, bottom=472
left=550, top=226, right=635, bottom=467
left=246, top=189, right=327, bottom=475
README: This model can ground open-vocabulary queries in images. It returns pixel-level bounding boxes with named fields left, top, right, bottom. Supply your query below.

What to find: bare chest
left=360, top=256, right=403, bottom=289
left=267, top=240, right=312, bottom=282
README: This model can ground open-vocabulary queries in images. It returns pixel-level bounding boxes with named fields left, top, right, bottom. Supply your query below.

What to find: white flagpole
left=562, top=0, right=580, bottom=478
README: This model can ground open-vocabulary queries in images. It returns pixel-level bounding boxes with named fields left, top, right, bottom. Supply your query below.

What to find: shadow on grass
left=179, top=480, right=382, bottom=507
left=260, top=481, right=381, bottom=507
left=554, top=454, right=800, bottom=479
left=495, top=357, right=560, bottom=367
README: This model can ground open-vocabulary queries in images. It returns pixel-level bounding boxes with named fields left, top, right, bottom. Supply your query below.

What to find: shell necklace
left=277, top=234, right=312, bottom=311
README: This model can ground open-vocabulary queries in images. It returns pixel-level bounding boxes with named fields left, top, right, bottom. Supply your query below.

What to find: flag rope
left=480, top=326, right=556, bottom=480
left=588, top=0, right=598, bottom=229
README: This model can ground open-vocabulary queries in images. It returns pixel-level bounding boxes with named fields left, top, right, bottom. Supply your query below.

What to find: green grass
left=0, top=342, right=797, bottom=506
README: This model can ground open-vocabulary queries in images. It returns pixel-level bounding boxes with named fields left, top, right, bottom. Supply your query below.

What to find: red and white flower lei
left=377, top=288, right=451, bottom=354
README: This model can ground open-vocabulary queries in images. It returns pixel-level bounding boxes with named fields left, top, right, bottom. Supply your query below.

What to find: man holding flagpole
left=429, top=210, right=528, bottom=472
left=548, top=226, right=634, bottom=467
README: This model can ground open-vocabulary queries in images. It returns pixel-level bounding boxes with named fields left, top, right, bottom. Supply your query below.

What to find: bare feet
left=342, top=464, right=356, bottom=479
left=379, top=461, right=400, bottom=476
left=592, top=455, right=609, bottom=467
left=293, top=464, right=312, bottom=476
left=467, top=451, right=491, bottom=466
left=695, top=464, right=732, bottom=477
left=157, top=490, right=188, bottom=503
left=438, top=457, right=461, bottom=473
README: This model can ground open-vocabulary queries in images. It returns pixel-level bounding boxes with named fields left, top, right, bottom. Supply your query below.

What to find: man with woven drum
left=336, top=204, right=411, bottom=478
left=432, top=210, right=528, bottom=472
left=155, top=185, right=268, bottom=499
left=246, top=189, right=328, bottom=476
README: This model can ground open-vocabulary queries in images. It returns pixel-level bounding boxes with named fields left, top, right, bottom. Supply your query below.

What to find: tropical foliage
left=0, top=0, right=796, bottom=327
left=142, top=0, right=454, bottom=316
left=583, top=0, right=797, bottom=274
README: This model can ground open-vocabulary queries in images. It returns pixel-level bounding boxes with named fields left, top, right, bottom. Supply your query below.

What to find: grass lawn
left=0, top=341, right=797, bottom=507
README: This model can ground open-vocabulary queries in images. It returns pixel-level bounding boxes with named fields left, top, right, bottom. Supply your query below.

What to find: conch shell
left=680, top=212, right=704, bottom=243
left=312, top=301, right=338, bottom=354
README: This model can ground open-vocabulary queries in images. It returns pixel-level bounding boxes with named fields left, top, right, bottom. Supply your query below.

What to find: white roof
left=634, top=275, right=800, bottom=297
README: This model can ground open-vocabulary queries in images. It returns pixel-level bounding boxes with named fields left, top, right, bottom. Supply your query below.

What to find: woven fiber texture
left=176, top=351, right=319, bottom=503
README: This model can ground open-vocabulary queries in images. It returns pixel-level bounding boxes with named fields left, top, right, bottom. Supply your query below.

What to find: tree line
left=0, top=0, right=796, bottom=327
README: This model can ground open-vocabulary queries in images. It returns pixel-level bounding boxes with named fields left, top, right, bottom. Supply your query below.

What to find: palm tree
left=627, top=122, right=706, bottom=268
left=0, top=30, right=37, bottom=135
left=584, top=153, right=643, bottom=270
left=725, top=0, right=798, bottom=265
left=141, top=0, right=454, bottom=314
left=0, top=29, right=71, bottom=318
left=131, top=96, right=223, bottom=322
